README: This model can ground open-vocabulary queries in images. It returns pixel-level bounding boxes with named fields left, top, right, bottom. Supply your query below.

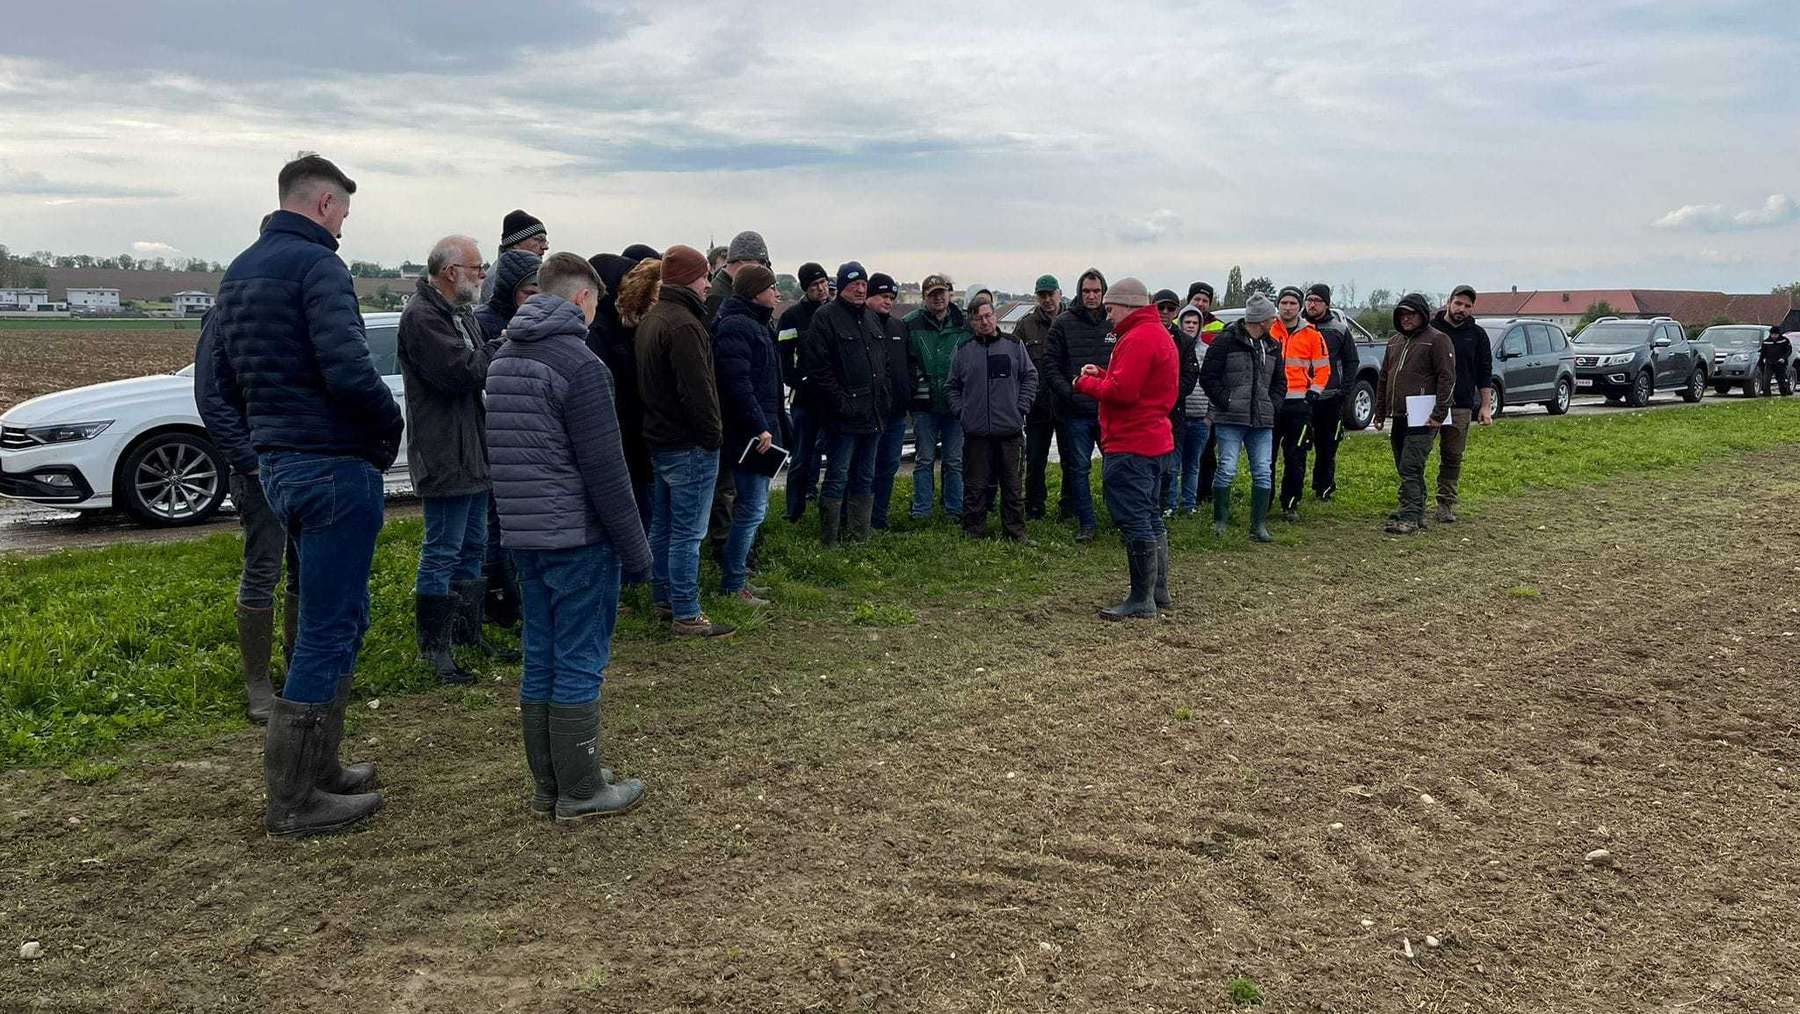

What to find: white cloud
left=1115, top=210, right=1183, bottom=245
left=1653, top=194, right=1798, bottom=232
left=131, top=240, right=183, bottom=260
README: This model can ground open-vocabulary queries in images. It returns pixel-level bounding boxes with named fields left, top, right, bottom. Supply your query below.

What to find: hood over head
left=1393, top=292, right=1435, bottom=335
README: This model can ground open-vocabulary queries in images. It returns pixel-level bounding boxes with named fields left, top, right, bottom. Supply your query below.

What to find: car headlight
left=23, top=420, right=113, bottom=444
left=1596, top=353, right=1634, bottom=367
left=1728, top=352, right=1749, bottom=364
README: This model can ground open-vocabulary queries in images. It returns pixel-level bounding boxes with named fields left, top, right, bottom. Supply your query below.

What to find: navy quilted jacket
left=193, top=310, right=258, bottom=475
left=712, top=296, right=790, bottom=456
left=211, top=211, right=405, bottom=468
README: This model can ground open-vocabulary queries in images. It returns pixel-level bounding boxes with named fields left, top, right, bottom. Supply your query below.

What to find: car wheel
left=1346, top=379, right=1375, bottom=431
left=1744, top=368, right=1761, bottom=397
left=118, top=431, right=227, bottom=527
left=1490, top=383, right=1506, bottom=418
left=1625, top=370, right=1653, bottom=407
left=1680, top=368, right=1705, bottom=403
left=1544, top=378, right=1573, bottom=415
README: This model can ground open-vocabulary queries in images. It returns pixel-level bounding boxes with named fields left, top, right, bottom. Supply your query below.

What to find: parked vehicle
left=0, top=313, right=408, bottom=526
left=1569, top=316, right=1711, bottom=407
left=1476, top=317, right=1576, bottom=416
left=1700, top=324, right=1800, bottom=397
left=1213, top=307, right=1387, bottom=429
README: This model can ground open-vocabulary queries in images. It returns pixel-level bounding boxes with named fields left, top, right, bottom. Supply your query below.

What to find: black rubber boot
left=485, top=556, right=523, bottom=630
left=547, top=701, right=645, bottom=823
left=453, top=578, right=521, bottom=662
left=415, top=593, right=474, bottom=685
left=819, top=497, right=843, bottom=546
left=1212, top=492, right=1231, bottom=538
left=522, top=701, right=614, bottom=818
left=1099, top=539, right=1159, bottom=621
left=263, top=696, right=383, bottom=839
left=237, top=604, right=276, bottom=724
left=1250, top=488, right=1275, bottom=543
left=1153, top=534, right=1172, bottom=611
left=318, top=677, right=377, bottom=794
left=844, top=495, right=875, bottom=543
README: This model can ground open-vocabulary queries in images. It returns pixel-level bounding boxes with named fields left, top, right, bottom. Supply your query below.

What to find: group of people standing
left=194, top=153, right=1497, bottom=840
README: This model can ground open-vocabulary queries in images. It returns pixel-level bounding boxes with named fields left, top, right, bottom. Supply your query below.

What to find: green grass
left=0, top=317, right=201, bottom=331
left=1228, top=975, right=1265, bottom=1006
left=3, top=398, right=1798, bottom=766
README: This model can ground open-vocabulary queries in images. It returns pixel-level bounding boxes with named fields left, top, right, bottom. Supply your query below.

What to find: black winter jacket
left=194, top=311, right=257, bottom=475
left=1044, top=304, right=1115, bottom=419
left=800, top=297, right=889, bottom=433
left=713, top=296, right=791, bottom=457
left=1199, top=320, right=1287, bottom=428
left=636, top=284, right=723, bottom=452
left=584, top=255, right=650, bottom=492
left=484, top=294, right=651, bottom=572
left=1431, top=310, right=1495, bottom=410
left=873, top=309, right=914, bottom=417
left=212, top=210, right=404, bottom=468
left=398, top=277, right=499, bottom=497
left=1307, top=310, right=1361, bottom=398
left=1172, top=326, right=1200, bottom=422
left=777, top=297, right=827, bottom=402
left=1013, top=306, right=1059, bottom=424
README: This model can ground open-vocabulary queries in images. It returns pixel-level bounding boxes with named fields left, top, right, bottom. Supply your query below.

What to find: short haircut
left=278, top=152, right=356, bottom=202
left=707, top=245, right=728, bottom=264
left=426, top=235, right=476, bottom=276
left=538, top=251, right=603, bottom=302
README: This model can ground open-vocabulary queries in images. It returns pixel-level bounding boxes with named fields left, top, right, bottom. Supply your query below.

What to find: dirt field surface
left=0, top=327, right=197, bottom=413
left=5, top=452, right=1800, bottom=1012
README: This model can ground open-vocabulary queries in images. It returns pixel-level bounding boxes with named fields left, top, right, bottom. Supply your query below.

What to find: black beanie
left=500, top=209, right=545, bottom=248
left=621, top=243, right=661, bottom=261
left=1277, top=285, right=1305, bottom=304
left=1188, top=281, right=1214, bottom=301
left=869, top=272, right=899, bottom=298
left=797, top=262, right=829, bottom=289
left=1306, top=283, right=1331, bottom=305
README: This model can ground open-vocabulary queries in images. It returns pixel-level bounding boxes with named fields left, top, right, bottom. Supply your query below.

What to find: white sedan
left=0, top=313, right=408, bottom=527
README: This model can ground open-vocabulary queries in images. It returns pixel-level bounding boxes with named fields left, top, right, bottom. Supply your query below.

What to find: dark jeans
left=1390, top=423, right=1438, bottom=523
left=259, top=453, right=384, bottom=705
left=1024, top=415, right=1057, bottom=518
left=1059, top=415, right=1101, bottom=529
left=962, top=433, right=1026, bottom=539
left=515, top=541, right=620, bottom=707
left=783, top=402, right=825, bottom=521
left=1198, top=428, right=1218, bottom=500
left=1173, top=418, right=1212, bottom=511
left=1311, top=395, right=1345, bottom=497
left=822, top=425, right=879, bottom=501
left=871, top=410, right=909, bottom=528
left=417, top=492, right=488, bottom=597
left=1274, top=399, right=1312, bottom=510
left=1160, top=414, right=1186, bottom=511
left=1101, top=452, right=1169, bottom=543
left=650, top=447, right=719, bottom=620
left=230, top=470, right=298, bottom=610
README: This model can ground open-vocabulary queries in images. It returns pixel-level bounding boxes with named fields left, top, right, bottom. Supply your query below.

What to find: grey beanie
left=1243, top=293, right=1277, bottom=323
left=726, top=230, right=770, bottom=266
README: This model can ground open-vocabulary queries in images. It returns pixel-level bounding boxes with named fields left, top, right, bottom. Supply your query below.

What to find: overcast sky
left=2, top=0, right=1795, bottom=299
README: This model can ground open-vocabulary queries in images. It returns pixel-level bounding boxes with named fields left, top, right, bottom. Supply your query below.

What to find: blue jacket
left=485, top=294, right=651, bottom=573
left=211, top=211, right=404, bottom=468
left=712, top=296, right=790, bottom=457
left=193, top=310, right=257, bottom=475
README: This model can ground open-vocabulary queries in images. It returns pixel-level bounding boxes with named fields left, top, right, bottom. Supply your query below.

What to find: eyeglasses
left=451, top=263, right=489, bottom=276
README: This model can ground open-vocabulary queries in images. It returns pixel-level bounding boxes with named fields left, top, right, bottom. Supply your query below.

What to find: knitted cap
left=662, top=244, right=708, bottom=287
left=1244, top=293, right=1277, bottom=323
left=1277, top=285, right=1304, bottom=304
left=500, top=209, right=545, bottom=248
left=869, top=272, right=899, bottom=298
left=1188, top=280, right=1214, bottom=301
left=1104, top=277, right=1150, bottom=308
left=836, top=261, right=867, bottom=290
left=1306, top=283, right=1332, bottom=305
left=727, top=230, right=770, bottom=265
left=797, top=262, right=829, bottom=289
left=733, top=263, right=777, bottom=299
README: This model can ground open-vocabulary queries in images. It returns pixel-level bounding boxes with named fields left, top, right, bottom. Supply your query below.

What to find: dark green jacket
left=903, top=303, right=972, bottom=414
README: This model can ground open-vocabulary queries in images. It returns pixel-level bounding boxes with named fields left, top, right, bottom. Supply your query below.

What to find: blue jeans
left=722, top=466, right=771, bottom=593
left=650, top=447, right=719, bottom=620
left=417, top=493, right=488, bottom=597
left=822, top=426, right=879, bottom=500
left=1101, top=452, right=1170, bottom=543
left=259, top=453, right=384, bottom=705
left=909, top=410, right=963, bottom=517
left=1212, top=423, right=1274, bottom=493
left=1174, top=418, right=1211, bottom=510
left=784, top=402, right=824, bottom=520
left=514, top=542, right=620, bottom=706
left=1059, top=416, right=1101, bottom=528
left=871, top=410, right=909, bottom=528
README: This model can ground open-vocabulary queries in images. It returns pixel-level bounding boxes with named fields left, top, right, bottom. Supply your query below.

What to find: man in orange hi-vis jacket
left=1269, top=285, right=1330, bottom=522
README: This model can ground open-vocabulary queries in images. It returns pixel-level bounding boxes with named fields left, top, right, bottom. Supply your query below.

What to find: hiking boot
left=1075, top=526, right=1096, bottom=545
left=1153, top=534, right=1172, bottom=611
left=844, top=495, right=875, bottom=543
left=263, top=696, right=383, bottom=839
left=1249, top=488, right=1275, bottom=544
left=1282, top=506, right=1300, bottom=523
left=730, top=587, right=770, bottom=608
left=1212, top=493, right=1231, bottom=538
left=1100, top=539, right=1159, bottom=621
left=673, top=613, right=736, bottom=638
left=819, top=497, right=843, bottom=546
left=547, top=701, right=645, bottom=823
left=318, top=678, right=377, bottom=794
left=237, top=604, right=276, bottom=724
left=453, top=579, right=521, bottom=662
left=415, top=593, right=474, bottom=685
left=1434, top=505, right=1459, bottom=524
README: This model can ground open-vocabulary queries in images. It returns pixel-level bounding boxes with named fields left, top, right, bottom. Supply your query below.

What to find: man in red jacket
left=1075, top=277, right=1178, bottom=620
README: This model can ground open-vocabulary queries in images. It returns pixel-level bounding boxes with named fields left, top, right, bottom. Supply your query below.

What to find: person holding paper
left=713, top=265, right=790, bottom=605
left=1372, top=292, right=1456, bottom=536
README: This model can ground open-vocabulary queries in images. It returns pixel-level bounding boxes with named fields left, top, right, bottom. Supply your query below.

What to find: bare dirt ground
left=0, top=328, right=196, bottom=412
left=4, top=452, right=1800, bottom=1012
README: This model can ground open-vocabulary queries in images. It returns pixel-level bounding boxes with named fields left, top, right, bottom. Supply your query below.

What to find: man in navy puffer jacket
left=212, top=154, right=400, bottom=839
left=712, top=265, right=790, bottom=605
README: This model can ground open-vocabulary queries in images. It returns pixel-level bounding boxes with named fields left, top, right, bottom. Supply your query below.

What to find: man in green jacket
left=903, top=273, right=972, bottom=520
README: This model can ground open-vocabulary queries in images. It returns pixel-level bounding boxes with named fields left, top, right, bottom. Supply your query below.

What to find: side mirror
left=1652, top=337, right=1672, bottom=349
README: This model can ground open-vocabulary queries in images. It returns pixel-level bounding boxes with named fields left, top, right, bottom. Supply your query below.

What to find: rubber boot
left=263, top=696, right=383, bottom=839
left=1099, top=539, right=1159, bottom=621
left=1250, top=488, right=1275, bottom=543
left=819, top=497, right=843, bottom=546
left=281, top=589, right=300, bottom=671
left=1212, top=491, right=1231, bottom=538
left=318, top=677, right=377, bottom=794
left=237, top=604, right=276, bottom=724
left=547, top=701, right=645, bottom=823
left=415, top=593, right=474, bottom=685
left=522, top=701, right=614, bottom=818
left=1153, top=534, right=1172, bottom=611
left=845, top=495, right=875, bottom=543
left=453, top=578, right=521, bottom=662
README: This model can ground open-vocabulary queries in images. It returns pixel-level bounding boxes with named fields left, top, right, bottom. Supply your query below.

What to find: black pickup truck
left=1569, top=316, right=1712, bottom=407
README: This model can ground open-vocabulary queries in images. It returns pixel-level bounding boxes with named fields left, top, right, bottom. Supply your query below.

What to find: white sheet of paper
left=1405, top=395, right=1436, bottom=427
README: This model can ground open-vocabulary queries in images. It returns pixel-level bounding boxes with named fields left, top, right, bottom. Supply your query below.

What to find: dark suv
left=1570, top=317, right=1710, bottom=407
left=1477, top=317, right=1576, bottom=416
left=1701, top=324, right=1800, bottom=396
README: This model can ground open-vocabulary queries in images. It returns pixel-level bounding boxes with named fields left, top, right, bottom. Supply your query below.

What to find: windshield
left=1701, top=326, right=1763, bottom=349
left=1573, top=321, right=1652, bottom=345
left=1479, top=323, right=1507, bottom=342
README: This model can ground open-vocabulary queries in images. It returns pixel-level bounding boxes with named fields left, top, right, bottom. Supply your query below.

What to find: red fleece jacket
left=1073, top=305, right=1177, bottom=456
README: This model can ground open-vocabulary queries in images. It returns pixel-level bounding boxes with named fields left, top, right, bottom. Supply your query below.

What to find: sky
left=2, top=0, right=1796, bottom=300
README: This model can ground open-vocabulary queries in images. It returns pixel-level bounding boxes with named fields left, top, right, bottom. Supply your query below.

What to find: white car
left=0, top=313, right=407, bottom=526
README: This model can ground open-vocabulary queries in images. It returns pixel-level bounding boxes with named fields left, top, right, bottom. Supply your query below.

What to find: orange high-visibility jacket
left=1270, top=318, right=1330, bottom=396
